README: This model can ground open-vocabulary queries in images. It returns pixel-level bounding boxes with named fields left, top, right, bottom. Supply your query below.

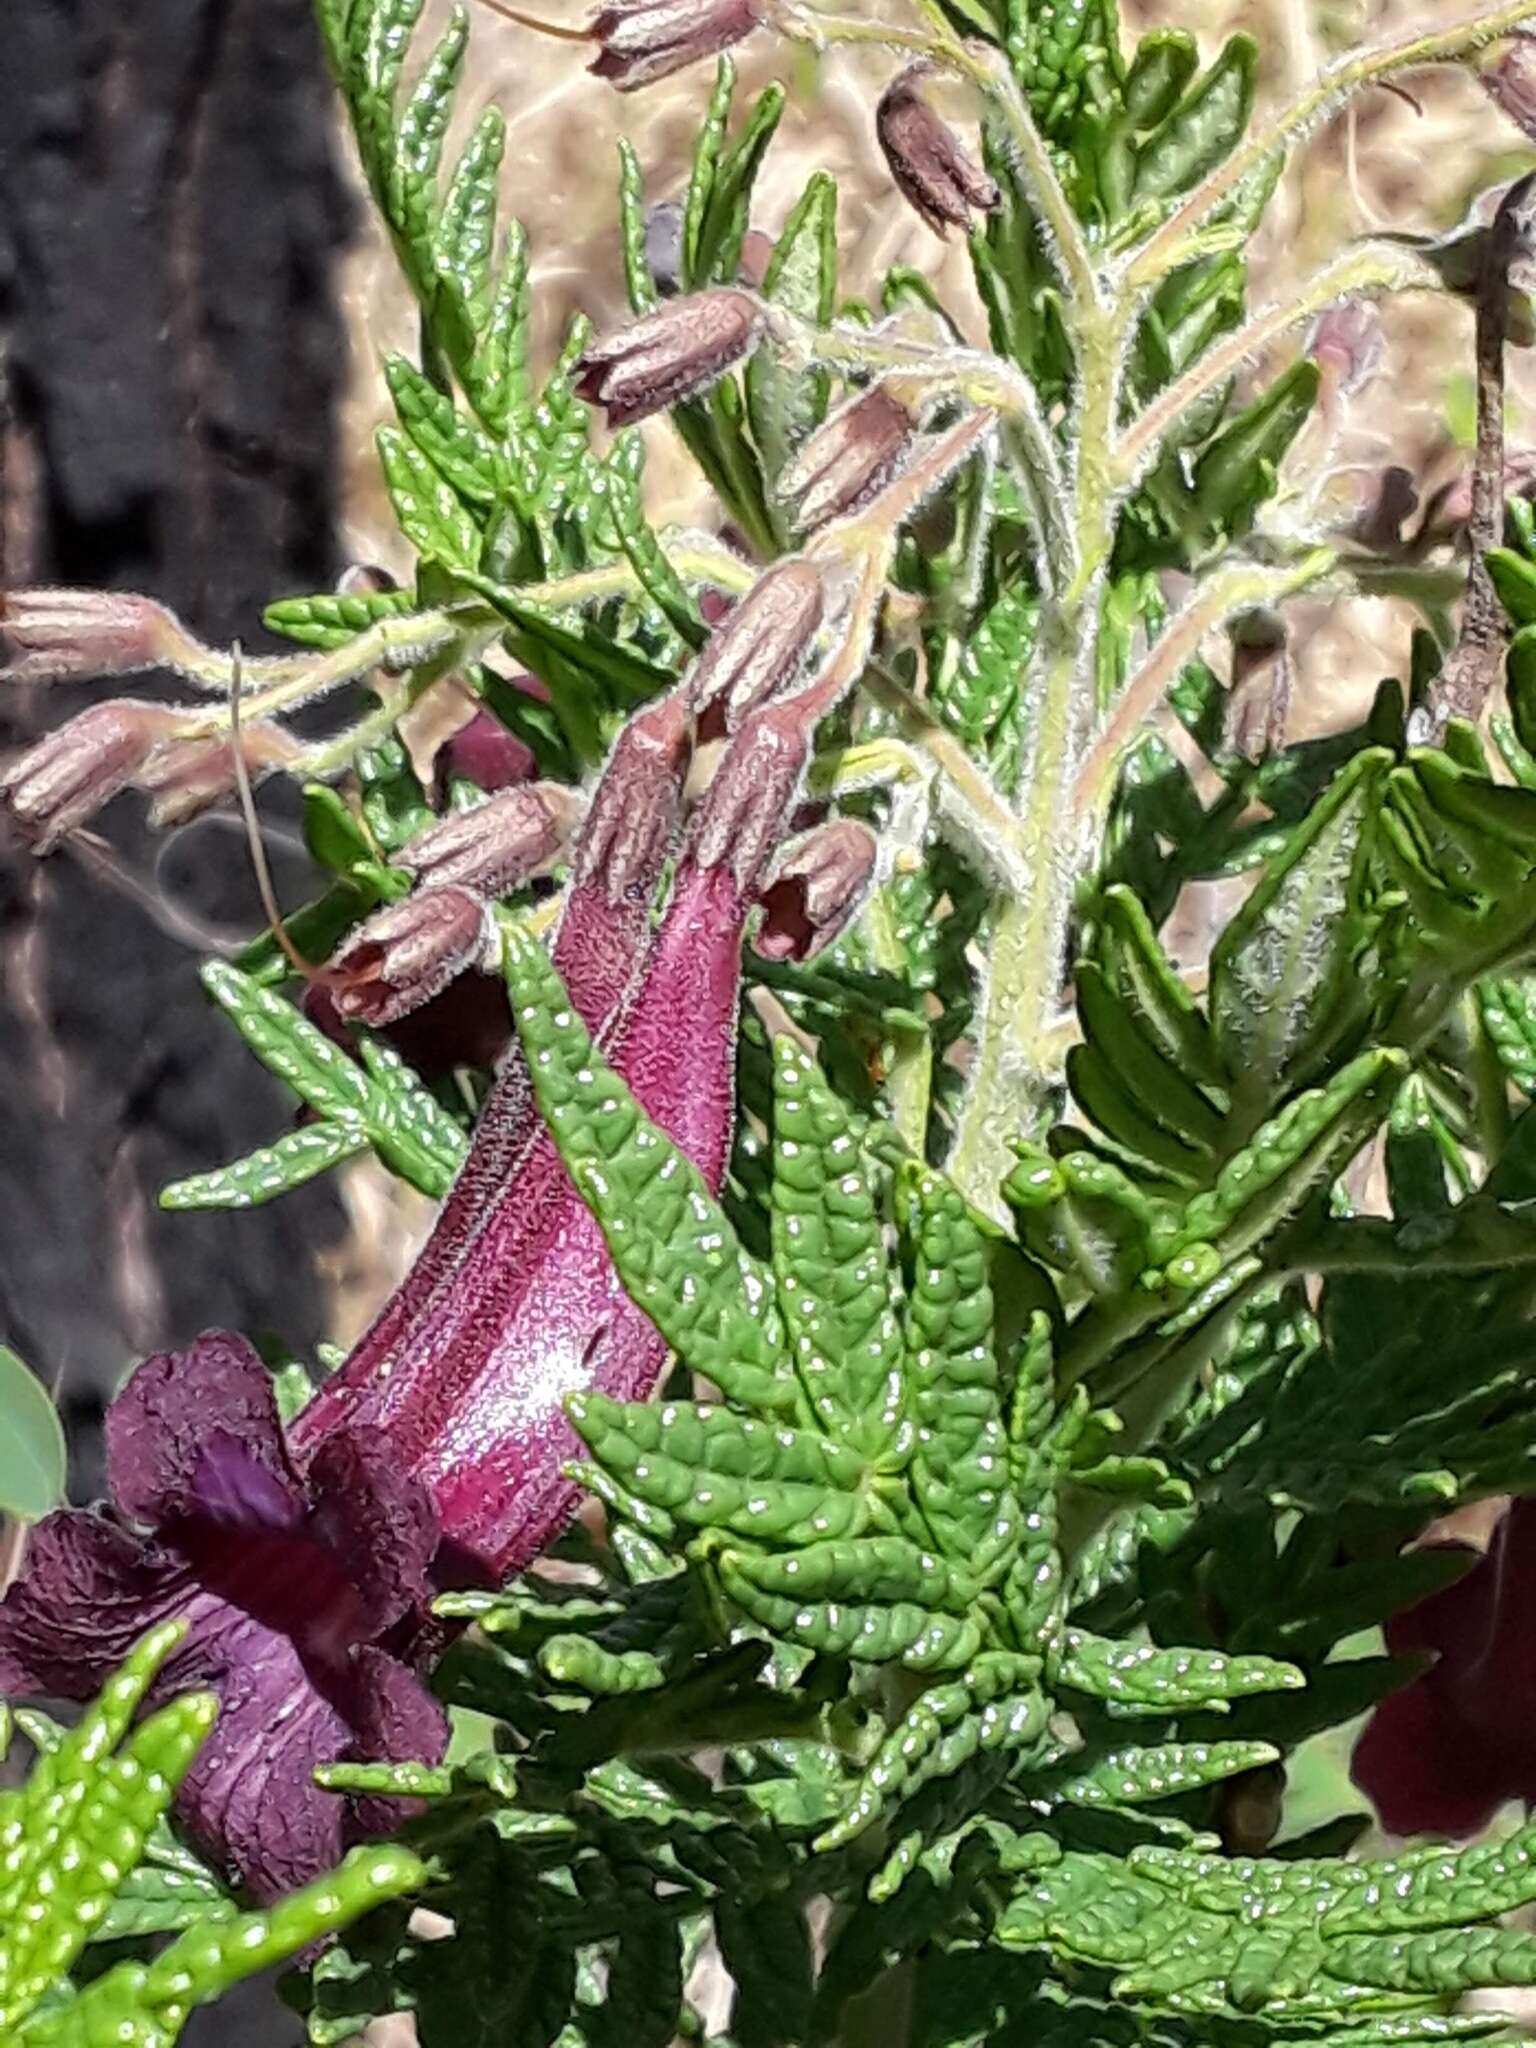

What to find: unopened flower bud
left=396, top=783, right=584, bottom=898
left=589, top=0, right=765, bottom=92
left=1484, top=33, right=1536, bottom=142
left=1307, top=297, right=1385, bottom=404
left=0, top=588, right=186, bottom=685
left=686, top=558, right=824, bottom=727
left=575, top=289, right=761, bottom=426
left=877, top=65, right=999, bottom=237
left=136, top=723, right=303, bottom=827
left=778, top=386, right=917, bottom=531
left=435, top=708, right=537, bottom=795
left=1, top=698, right=182, bottom=851
left=754, top=819, right=878, bottom=962
left=326, top=885, right=497, bottom=1028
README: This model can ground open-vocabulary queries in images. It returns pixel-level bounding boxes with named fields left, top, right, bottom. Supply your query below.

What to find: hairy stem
left=1113, top=246, right=1442, bottom=487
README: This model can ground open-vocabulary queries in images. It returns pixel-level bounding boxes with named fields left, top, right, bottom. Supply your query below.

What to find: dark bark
left=0, top=0, right=354, bottom=1490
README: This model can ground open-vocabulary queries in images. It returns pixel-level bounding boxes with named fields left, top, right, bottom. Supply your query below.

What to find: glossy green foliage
left=0, top=1624, right=424, bottom=2045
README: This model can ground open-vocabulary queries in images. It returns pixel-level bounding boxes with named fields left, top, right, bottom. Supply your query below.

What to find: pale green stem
left=1112, top=246, right=1443, bottom=487
left=1071, top=547, right=1338, bottom=813
left=169, top=611, right=474, bottom=737
left=1127, top=0, right=1536, bottom=288
left=807, top=736, right=931, bottom=801
left=860, top=667, right=1035, bottom=897
left=863, top=883, right=935, bottom=1155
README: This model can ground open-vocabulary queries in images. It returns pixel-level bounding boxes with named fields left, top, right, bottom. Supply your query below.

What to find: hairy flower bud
left=136, top=722, right=302, bottom=827
left=778, top=386, right=917, bottom=531
left=754, top=818, right=878, bottom=962
left=396, top=783, right=584, bottom=898
left=685, top=558, right=824, bottom=727
left=876, top=65, right=999, bottom=236
left=589, top=0, right=765, bottom=92
left=1307, top=297, right=1385, bottom=405
left=0, top=588, right=186, bottom=685
left=575, top=289, right=761, bottom=426
left=1483, top=32, right=1536, bottom=142
left=1, top=698, right=182, bottom=850
left=327, top=885, right=496, bottom=1028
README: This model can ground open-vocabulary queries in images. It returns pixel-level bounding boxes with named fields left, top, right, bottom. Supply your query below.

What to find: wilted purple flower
left=0, top=588, right=187, bottom=685
left=326, top=884, right=496, bottom=1028
left=778, top=386, right=918, bottom=531
left=1483, top=32, right=1536, bottom=141
left=1352, top=1502, right=1531, bottom=1838
left=396, top=783, right=584, bottom=897
left=435, top=707, right=537, bottom=795
left=575, top=289, right=761, bottom=426
left=0, top=1332, right=448, bottom=1900
left=589, top=0, right=765, bottom=91
left=755, top=817, right=878, bottom=961
left=877, top=64, right=999, bottom=237
left=1, top=698, right=183, bottom=851
left=686, top=558, right=824, bottom=728
left=136, top=722, right=303, bottom=828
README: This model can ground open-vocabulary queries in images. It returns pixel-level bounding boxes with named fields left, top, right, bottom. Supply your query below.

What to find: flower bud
left=777, top=386, right=917, bottom=532
left=396, top=783, right=584, bottom=898
left=1483, top=33, right=1536, bottom=142
left=1, top=698, right=181, bottom=851
left=1307, top=297, right=1385, bottom=406
left=754, top=818, right=878, bottom=962
left=589, top=0, right=765, bottom=92
left=435, top=708, right=537, bottom=796
left=877, top=65, right=999, bottom=237
left=326, top=885, right=496, bottom=1028
left=0, top=588, right=185, bottom=685
left=575, top=289, right=761, bottom=426
left=136, top=722, right=302, bottom=827
left=685, top=558, right=825, bottom=727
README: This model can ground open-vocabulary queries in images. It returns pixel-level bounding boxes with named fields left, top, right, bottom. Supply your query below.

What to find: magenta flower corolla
left=0, top=1332, right=448, bottom=1900
left=293, top=578, right=852, bottom=1580
left=1351, top=1501, right=1536, bottom=1838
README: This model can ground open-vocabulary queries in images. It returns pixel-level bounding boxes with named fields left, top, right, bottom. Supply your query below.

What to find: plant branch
left=1113, top=245, right=1442, bottom=487
left=1127, top=0, right=1536, bottom=289
left=1072, top=548, right=1337, bottom=813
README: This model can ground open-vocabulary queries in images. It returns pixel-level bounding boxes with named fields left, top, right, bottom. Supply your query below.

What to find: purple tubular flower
left=0, top=588, right=185, bottom=685
left=293, top=635, right=857, bottom=1576
left=877, top=64, right=1000, bottom=237
left=589, top=0, right=765, bottom=91
left=1, top=699, right=183, bottom=851
left=1352, top=1504, right=1535, bottom=1838
left=136, top=723, right=302, bottom=829
left=754, top=817, right=879, bottom=962
left=575, top=290, right=761, bottom=426
left=292, top=688, right=698, bottom=1558
left=326, top=884, right=496, bottom=1028
left=0, top=1332, right=447, bottom=1900
left=778, top=387, right=918, bottom=533
left=396, top=783, right=585, bottom=897
left=684, top=558, right=825, bottom=729
left=304, top=974, right=514, bottom=1081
